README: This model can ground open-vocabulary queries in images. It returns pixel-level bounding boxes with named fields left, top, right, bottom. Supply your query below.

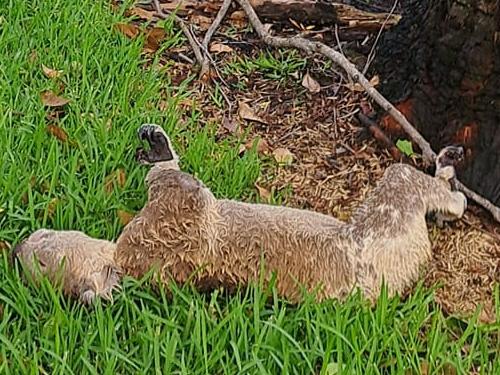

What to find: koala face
left=12, top=229, right=120, bottom=303
left=436, top=146, right=464, bottom=169
left=13, top=229, right=69, bottom=278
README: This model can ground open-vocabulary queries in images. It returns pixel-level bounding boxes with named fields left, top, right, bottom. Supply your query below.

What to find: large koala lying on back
left=12, top=125, right=466, bottom=304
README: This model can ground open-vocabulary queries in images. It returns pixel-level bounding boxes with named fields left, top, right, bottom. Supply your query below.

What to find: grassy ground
left=0, top=0, right=498, bottom=373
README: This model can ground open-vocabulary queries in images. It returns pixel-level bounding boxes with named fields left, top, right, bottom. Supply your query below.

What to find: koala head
left=12, top=229, right=120, bottom=304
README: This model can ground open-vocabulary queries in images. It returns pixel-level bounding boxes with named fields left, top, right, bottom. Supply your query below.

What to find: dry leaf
left=46, top=198, right=59, bottom=218
left=114, top=23, right=140, bottom=39
left=302, top=72, right=321, bottom=93
left=255, top=183, right=271, bottom=201
left=29, top=50, right=38, bottom=63
left=190, top=14, right=212, bottom=30
left=41, top=91, right=70, bottom=107
left=245, top=137, right=270, bottom=155
left=46, top=124, right=69, bottom=143
left=419, top=361, right=429, bottom=375
left=238, top=102, right=267, bottom=124
left=209, top=43, right=233, bottom=53
left=42, top=64, right=63, bottom=79
left=0, top=240, right=10, bottom=253
left=144, top=27, right=166, bottom=53
left=117, top=210, right=135, bottom=226
left=104, top=169, right=127, bottom=194
left=128, top=7, right=156, bottom=21
left=222, top=117, right=239, bottom=134
left=442, top=363, right=457, bottom=375
left=348, top=75, right=380, bottom=92
left=229, top=10, right=248, bottom=28
left=273, top=148, right=294, bottom=165
left=263, top=23, right=273, bottom=34
left=238, top=144, right=247, bottom=155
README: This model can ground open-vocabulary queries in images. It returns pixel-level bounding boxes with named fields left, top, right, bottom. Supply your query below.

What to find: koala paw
left=454, top=191, right=467, bottom=217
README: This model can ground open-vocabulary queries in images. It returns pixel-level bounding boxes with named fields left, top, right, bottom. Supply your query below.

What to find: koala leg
left=135, top=124, right=178, bottom=165
left=78, top=266, right=122, bottom=304
left=434, top=191, right=467, bottom=226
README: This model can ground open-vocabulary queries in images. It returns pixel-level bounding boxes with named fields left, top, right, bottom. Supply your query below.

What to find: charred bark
left=374, top=0, right=500, bottom=206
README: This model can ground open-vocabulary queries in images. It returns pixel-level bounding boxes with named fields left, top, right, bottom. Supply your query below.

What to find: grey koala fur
left=13, top=125, right=466, bottom=304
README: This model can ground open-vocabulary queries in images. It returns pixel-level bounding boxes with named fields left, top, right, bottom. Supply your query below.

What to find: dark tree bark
left=374, top=0, right=500, bottom=206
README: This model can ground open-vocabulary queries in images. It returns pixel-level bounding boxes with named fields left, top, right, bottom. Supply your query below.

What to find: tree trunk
left=374, top=0, right=500, bottom=205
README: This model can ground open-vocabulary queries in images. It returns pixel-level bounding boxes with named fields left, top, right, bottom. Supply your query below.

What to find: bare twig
left=200, top=0, right=233, bottom=78
left=152, top=0, right=204, bottom=66
left=235, top=0, right=500, bottom=223
left=235, top=0, right=435, bottom=164
left=357, top=113, right=405, bottom=162
left=455, top=181, right=500, bottom=222
left=362, top=0, right=399, bottom=75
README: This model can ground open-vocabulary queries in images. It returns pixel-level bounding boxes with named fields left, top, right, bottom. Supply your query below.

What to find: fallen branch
left=455, top=181, right=500, bottom=222
left=236, top=0, right=434, bottom=163
left=152, top=0, right=204, bottom=66
left=200, top=0, right=233, bottom=78
left=235, top=0, right=500, bottom=223
left=146, top=0, right=400, bottom=29
left=251, top=0, right=400, bottom=29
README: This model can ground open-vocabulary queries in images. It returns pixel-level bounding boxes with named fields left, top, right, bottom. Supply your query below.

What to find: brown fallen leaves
left=0, top=239, right=10, bottom=253
left=254, top=182, right=271, bottom=202
left=114, top=22, right=166, bottom=54
left=117, top=210, right=135, bottom=226
left=302, top=72, right=321, bottom=93
left=104, top=169, right=127, bottom=194
left=42, top=65, right=63, bottom=79
left=347, top=74, right=379, bottom=92
left=40, top=91, right=70, bottom=107
left=46, top=124, right=69, bottom=143
left=114, top=23, right=140, bottom=39
left=238, top=102, right=268, bottom=124
left=273, top=147, right=294, bottom=165
left=144, top=28, right=167, bottom=53
left=209, top=42, right=234, bottom=54
left=127, top=7, right=156, bottom=21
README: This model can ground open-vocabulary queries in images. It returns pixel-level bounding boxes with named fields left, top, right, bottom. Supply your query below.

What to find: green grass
left=224, top=49, right=307, bottom=84
left=0, top=0, right=498, bottom=374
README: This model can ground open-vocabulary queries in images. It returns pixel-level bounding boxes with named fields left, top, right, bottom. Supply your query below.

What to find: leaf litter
left=40, top=91, right=70, bottom=107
